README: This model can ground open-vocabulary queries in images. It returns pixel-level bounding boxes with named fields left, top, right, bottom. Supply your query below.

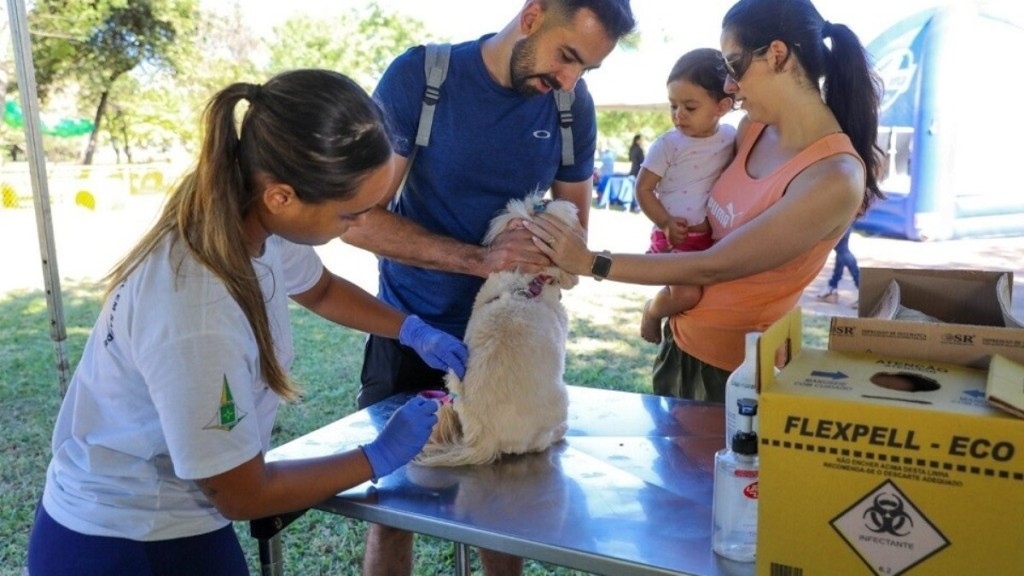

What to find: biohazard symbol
left=863, top=492, right=913, bottom=537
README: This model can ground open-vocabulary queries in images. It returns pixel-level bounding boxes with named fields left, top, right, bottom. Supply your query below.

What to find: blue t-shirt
left=372, top=35, right=597, bottom=338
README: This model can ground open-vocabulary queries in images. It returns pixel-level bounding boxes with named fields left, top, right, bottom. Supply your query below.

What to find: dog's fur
left=413, top=194, right=578, bottom=467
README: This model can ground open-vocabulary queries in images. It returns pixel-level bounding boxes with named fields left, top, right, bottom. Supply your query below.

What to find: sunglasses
left=720, top=45, right=769, bottom=82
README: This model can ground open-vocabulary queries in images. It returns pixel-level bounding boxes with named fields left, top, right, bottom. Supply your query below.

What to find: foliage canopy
left=7, top=1, right=662, bottom=165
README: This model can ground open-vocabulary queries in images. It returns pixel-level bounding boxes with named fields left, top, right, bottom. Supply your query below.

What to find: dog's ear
left=481, top=194, right=578, bottom=247
left=525, top=189, right=546, bottom=206
left=482, top=211, right=517, bottom=246
left=482, top=198, right=535, bottom=246
left=542, top=200, right=580, bottom=228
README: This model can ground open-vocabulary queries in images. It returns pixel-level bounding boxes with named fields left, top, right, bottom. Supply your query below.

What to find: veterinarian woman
left=26, top=69, right=467, bottom=576
left=526, top=0, right=884, bottom=401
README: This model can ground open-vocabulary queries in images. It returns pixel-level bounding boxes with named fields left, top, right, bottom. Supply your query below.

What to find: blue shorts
left=27, top=502, right=249, bottom=576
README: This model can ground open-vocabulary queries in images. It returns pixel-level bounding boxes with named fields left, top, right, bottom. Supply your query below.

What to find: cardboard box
left=987, top=354, right=1024, bottom=419
left=756, top=309, right=1024, bottom=576
left=856, top=267, right=1011, bottom=325
left=831, top=268, right=1024, bottom=369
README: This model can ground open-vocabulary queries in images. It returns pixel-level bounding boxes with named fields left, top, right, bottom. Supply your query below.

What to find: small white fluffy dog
left=414, top=194, right=578, bottom=467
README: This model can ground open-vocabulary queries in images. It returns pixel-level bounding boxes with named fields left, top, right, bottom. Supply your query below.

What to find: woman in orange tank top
left=527, top=0, right=886, bottom=401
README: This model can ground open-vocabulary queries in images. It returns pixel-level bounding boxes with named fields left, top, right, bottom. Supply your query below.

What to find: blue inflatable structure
left=855, top=4, right=1024, bottom=240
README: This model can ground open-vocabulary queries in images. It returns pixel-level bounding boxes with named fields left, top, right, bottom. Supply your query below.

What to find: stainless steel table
left=250, top=386, right=755, bottom=576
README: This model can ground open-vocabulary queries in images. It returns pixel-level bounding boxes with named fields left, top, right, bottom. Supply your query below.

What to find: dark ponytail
left=821, top=22, right=885, bottom=211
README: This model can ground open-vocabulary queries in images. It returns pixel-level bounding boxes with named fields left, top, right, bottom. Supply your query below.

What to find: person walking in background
left=340, top=1, right=636, bottom=574
left=628, top=133, right=645, bottom=177
left=817, top=224, right=860, bottom=307
left=596, top=142, right=617, bottom=202
left=524, top=0, right=884, bottom=402
left=26, top=69, right=466, bottom=576
left=634, top=48, right=736, bottom=344
left=599, top=144, right=617, bottom=179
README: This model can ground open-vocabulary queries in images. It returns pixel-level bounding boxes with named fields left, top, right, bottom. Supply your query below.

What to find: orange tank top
left=669, top=122, right=861, bottom=371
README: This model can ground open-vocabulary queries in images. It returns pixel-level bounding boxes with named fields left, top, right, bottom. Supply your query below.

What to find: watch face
left=592, top=253, right=612, bottom=279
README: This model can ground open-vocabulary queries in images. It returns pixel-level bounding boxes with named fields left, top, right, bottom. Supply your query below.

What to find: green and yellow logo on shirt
left=204, top=375, right=247, bottom=432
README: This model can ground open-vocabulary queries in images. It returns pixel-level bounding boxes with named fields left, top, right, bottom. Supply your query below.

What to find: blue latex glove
left=399, top=315, right=468, bottom=379
left=361, top=396, right=440, bottom=481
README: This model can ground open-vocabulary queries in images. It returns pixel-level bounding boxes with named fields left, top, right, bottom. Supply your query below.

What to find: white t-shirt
left=642, top=124, right=736, bottom=226
left=42, top=235, right=323, bottom=541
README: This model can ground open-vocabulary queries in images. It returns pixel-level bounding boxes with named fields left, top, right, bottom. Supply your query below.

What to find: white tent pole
left=7, top=0, right=71, bottom=395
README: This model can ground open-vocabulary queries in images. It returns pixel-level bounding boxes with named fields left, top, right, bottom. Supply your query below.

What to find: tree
left=29, top=0, right=198, bottom=164
left=596, top=110, right=672, bottom=159
left=161, top=1, right=262, bottom=151
left=265, top=2, right=428, bottom=91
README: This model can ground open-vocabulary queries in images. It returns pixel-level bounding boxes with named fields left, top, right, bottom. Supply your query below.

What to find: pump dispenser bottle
left=712, top=398, right=759, bottom=562
left=724, top=332, right=760, bottom=447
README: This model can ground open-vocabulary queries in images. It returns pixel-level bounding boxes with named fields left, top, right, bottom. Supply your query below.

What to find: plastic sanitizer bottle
left=712, top=398, right=759, bottom=562
left=724, top=332, right=760, bottom=447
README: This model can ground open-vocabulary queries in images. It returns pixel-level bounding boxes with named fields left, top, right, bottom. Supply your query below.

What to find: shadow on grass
left=567, top=314, right=656, bottom=393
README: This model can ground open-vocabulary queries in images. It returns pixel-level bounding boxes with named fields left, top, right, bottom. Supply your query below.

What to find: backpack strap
left=415, top=42, right=572, bottom=163
left=555, top=89, right=575, bottom=166
left=393, top=43, right=574, bottom=212
left=415, top=43, right=451, bottom=147
left=390, top=43, right=451, bottom=212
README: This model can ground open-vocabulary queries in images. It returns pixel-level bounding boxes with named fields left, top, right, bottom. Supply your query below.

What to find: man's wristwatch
left=590, top=250, right=612, bottom=281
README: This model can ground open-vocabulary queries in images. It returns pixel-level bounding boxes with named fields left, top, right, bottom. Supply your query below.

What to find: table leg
left=454, top=541, right=471, bottom=576
left=258, top=533, right=284, bottom=576
left=249, top=509, right=308, bottom=576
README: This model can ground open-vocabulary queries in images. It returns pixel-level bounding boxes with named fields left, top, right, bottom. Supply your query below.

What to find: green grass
left=0, top=280, right=831, bottom=576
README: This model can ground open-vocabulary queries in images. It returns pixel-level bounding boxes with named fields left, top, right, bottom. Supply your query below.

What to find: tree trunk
left=82, top=90, right=110, bottom=165
left=121, top=121, right=133, bottom=164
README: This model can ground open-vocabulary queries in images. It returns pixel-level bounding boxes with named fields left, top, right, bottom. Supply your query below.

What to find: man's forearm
left=341, top=207, right=488, bottom=277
